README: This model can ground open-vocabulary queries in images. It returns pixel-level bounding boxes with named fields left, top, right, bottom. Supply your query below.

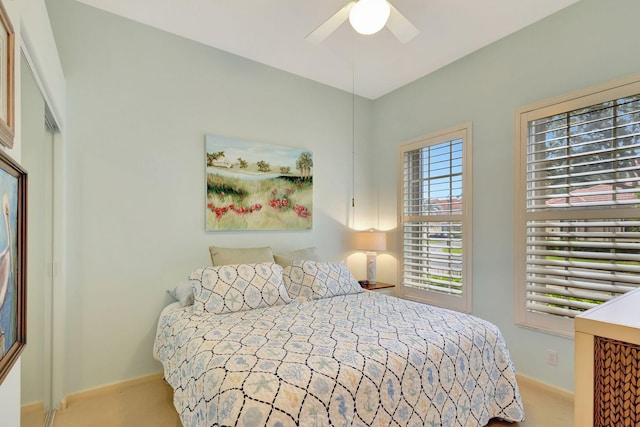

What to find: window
left=398, top=124, right=472, bottom=313
left=515, top=76, right=640, bottom=336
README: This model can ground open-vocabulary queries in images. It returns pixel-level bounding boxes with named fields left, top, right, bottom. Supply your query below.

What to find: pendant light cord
left=351, top=35, right=356, bottom=227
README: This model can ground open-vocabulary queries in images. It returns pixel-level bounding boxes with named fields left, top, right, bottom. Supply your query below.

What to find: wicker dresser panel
left=593, top=336, right=640, bottom=427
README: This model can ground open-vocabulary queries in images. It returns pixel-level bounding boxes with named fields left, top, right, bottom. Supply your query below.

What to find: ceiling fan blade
left=305, top=1, right=355, bottom=44
left=386, top=3, right=420, bottom=44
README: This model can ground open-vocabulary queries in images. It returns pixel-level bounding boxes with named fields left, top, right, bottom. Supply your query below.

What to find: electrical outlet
left=546, top=349, right=558, bottom=366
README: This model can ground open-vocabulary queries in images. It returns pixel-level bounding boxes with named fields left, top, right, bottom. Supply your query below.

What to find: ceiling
left=74, top=0, right=579, bottom=100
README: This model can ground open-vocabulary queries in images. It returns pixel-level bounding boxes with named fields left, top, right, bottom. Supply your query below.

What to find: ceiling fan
left=306, top=0, right=419, bottom=45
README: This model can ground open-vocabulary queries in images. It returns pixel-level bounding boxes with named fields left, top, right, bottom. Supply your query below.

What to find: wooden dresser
left=574, top=287, right=640, bottom=426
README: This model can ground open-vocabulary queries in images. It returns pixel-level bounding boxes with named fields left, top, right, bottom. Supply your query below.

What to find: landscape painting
left=205, top=134, right=313, bottom=231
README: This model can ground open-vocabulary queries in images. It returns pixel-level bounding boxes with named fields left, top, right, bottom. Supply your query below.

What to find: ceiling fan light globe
left=348, top=0, right=391, bottom=35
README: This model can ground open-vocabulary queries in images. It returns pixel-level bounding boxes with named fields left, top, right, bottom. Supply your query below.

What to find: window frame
left=514, top=75, right=640, bottom=337
left=397, top=123, right=473, bottom=313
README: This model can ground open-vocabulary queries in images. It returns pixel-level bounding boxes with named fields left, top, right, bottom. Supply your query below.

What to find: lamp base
left=366, top=251, right=377, bottom=284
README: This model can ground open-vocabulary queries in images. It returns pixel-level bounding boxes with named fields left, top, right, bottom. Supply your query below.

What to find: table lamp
left=354, top=229, right=387, bottom=284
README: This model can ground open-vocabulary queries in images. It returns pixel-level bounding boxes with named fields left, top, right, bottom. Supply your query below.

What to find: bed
left=153, top=260, right=525, bottom=426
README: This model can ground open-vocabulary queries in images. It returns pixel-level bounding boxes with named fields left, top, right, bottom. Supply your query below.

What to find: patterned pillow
left=283, top=260, right=363, bottom=300
left=282, top=262, right=315, bottom=300
left=190, top=263, right=292, bottom=314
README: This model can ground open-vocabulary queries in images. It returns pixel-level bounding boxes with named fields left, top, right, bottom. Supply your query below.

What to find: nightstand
left=361, top=282, right=395, bottom=296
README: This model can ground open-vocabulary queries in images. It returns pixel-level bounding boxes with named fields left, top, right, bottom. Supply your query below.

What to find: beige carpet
left=20, top=373, right=573, bottom=427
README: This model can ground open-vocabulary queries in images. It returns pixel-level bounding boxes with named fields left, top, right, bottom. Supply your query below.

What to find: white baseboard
left=60, top=372, right=164, bottom=409
left=20, top=400, right=44, bottom=414
left=515, top=372, right=574, bottom=401
left=54, top=371, right=573, bottom=415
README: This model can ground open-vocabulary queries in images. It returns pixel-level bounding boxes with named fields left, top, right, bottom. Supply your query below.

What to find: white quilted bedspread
left=154, top=292, right=525, bottom=426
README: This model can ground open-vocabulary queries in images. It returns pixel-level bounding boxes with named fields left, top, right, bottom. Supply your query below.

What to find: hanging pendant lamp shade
left=349, top=0, right=391, bottom=35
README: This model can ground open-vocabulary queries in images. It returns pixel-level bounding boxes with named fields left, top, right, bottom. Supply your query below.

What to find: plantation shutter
left=400, top=126, right=470, bottom=313
left=524, top=94, right=640, bottom=318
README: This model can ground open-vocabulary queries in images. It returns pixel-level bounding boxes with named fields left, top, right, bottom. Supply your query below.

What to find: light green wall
left=46, top=0, right=640, bottom=398
left=47, top=0, right=373, bottom=395
left=372, top=0, right=640, bottom=391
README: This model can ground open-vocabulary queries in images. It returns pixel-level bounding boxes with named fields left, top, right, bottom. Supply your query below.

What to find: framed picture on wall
left=205, top=134, right=313, bottom=231
left=0, top=150, right=26, bottom=385
left=0, top=1, right=14, bottom=149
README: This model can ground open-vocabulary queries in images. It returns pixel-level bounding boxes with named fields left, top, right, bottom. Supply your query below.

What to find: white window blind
left=399, top=125, right=471, bottom=312
left=519, top=86, right=640, bottom=330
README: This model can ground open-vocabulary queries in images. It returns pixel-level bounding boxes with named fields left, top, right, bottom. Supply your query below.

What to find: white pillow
left=191, top=263, right=292, bottom=314
left=283, top=260, right=363, bottom=300
left=273, top=246, right=319, bottom=267
left=167, top=281, right=194, bottom=306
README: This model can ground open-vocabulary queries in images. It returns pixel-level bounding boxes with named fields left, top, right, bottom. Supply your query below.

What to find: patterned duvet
left=154, top=291, right=525, bottom=426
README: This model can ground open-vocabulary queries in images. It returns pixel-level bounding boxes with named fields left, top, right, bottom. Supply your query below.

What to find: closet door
left=20, top=54, right=55, bottom=424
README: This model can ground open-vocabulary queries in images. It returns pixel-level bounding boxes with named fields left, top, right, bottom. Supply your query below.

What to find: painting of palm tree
left=205, top=134, right=313, bottom=231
